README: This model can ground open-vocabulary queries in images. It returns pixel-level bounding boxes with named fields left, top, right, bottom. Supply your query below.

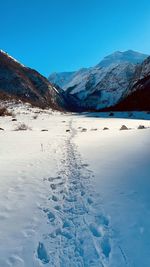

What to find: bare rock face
left=0, top=50, right=66, bottom=110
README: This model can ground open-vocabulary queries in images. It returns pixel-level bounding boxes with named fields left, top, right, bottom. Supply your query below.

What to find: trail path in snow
left=1, top=110, right=149, bottom=267
left=37, top=118, right=112, bottom=267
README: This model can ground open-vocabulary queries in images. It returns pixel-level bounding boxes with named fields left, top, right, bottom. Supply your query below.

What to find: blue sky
left=1, top=0, right=150, bottom=76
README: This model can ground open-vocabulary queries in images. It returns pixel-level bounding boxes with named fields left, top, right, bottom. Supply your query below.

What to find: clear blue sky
left=1, top=0, right=150, bottom=76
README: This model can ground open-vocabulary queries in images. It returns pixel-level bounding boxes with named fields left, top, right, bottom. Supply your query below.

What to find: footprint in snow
left=54, top=205, right=61, bottom=211
left=87, top=197, right=93, bottom=205
left=50, top=182, right=64, bottom=191
left=52, top=195, right=58, bottom=202
left=42, top=208, right=55, bottom=222
left=89, top=223, right=102, bottom=237
left=55, top=228, right=73, bottom=239
left=101, top=235, right=111, bottom=258
left=62, top=220, right=72, bottom=228
left=37, top=242, right=49, bottom=264
left=81, top=190, right=85, bottom=196
left=50, top=184, right=57, bottom=190
left=95, top=214, right=109, bottom=227
left=89, top=213, right=111, bottom=260
left=47, top=211, right=55, bottom=222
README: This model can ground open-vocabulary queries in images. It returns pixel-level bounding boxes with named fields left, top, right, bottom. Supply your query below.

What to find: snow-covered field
left=0, top=104, right=150, bottom=267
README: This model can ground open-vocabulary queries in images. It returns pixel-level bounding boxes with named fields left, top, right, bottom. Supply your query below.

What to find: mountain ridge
left=49, top=50, right=149, bottom=110
left=49, top=50, right=148, bottom=89
left=0, top=50, right=66, bottom=110
left=0, top=49, right=150, bottom=112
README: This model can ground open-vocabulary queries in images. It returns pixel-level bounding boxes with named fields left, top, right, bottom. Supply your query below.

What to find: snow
left=74, top=115, right=150, bottom=267
left=96, top=50, right=148, bottom=68
left=0, top=50, right=25, bottom=68
left=48, top=50, right=148, bottom=110
left=0, top=104, right=150, bottom=266
left=48, top=71, right=76, bottom=89
left=49, top=63, right=136, bottom=110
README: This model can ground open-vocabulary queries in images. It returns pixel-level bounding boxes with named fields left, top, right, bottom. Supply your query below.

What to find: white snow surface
left=0, top=103, right=150, bottom=267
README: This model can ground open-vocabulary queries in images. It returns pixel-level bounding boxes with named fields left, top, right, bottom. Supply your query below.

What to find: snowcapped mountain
left=48, top=71, right=76, bottom=89
left=111, top=56, right=150, bottom=111
left=0, top=50, right=66, bottom=110
left=49, top=50, right=148, bottom=110
left=96, top=50, right=148, bottom=67
left=78, top=63, right=136, bottom=110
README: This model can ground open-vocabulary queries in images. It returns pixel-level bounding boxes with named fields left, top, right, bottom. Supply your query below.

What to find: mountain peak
left=97, top=50, right=148, bottom=67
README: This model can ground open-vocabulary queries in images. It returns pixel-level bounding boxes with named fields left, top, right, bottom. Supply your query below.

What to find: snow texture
left=0, top=103, right=150, bottom=266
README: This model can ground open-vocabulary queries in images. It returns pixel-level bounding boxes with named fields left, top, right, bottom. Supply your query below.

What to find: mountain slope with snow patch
left=49, top=50, right=148, bottom=110
left=0, top=50, right=66, bottom=110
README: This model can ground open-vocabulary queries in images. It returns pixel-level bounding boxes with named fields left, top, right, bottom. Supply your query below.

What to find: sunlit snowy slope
left=0, top=103, right=150, bottom=267
left=49, top=50, right=148, bottom=110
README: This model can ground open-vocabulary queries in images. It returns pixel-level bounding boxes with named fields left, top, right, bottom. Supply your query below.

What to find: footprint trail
left=37, top=119, right=112, bottom=267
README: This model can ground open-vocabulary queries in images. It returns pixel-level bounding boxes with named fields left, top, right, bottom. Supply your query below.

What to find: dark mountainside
left=0, top=50, right=67, bottom=110
left=105, top=56, right=150, bottom=111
